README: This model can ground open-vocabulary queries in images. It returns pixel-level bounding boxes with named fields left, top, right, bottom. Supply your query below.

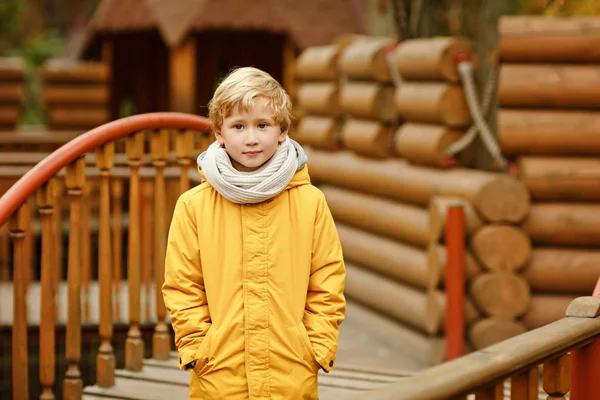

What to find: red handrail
left=0, top=112, right=212, bottom=226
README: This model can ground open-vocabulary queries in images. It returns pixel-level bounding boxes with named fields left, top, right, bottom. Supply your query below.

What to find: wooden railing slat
left=63, top=157, right=85, bottom=400
left=125, top=131, right=144, bottom=371
left=96, top=142, right=116, bottom=387
left=0, top=223, right=9, bottom=281
left=474, top=382, right=503, bottom=400
left=23, top=197, right=34, bottom=285
left=141, top=180, right=154, bottom=323
left=543, top=354, right=570, bottom=397
left=111, top=178, right=124, bottom=322
left=510, top=367, right=539, bottom=400
left=151, top=129, right=171, bottom=360
left=52, top=179, right=64, bottom=317
left=37, top=179, right=56, bottom=400
left=175, top=129, right=195, bottom=193
left=80, top=182, right=92, bottom=322
left=9, top=202, right=30, bottom=400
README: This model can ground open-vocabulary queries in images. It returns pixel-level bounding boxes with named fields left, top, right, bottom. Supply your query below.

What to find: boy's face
left=216, top=96, right=287, bottom=172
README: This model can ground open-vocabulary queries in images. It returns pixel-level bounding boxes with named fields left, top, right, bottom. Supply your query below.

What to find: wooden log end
left=475, top=176, right=530, bottom=223
left=470, top=272, right=531, bottom=319
left=469, top=317, right=527, bottom=350
left=471, top=224, right=532, bottom=272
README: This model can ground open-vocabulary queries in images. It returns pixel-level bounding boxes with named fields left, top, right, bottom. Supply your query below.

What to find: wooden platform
left=1, top=284, right=569, bottom=399
left=82, top=301, right=423, bottom=399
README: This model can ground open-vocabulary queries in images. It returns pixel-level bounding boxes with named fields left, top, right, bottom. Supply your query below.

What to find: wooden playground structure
left=1, top=9, right=600, bottom=400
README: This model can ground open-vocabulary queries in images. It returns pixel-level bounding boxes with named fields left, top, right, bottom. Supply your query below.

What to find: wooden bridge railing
left=0, top=112, right=212, bottom=399
left=351, top=277, right=600, bottom=400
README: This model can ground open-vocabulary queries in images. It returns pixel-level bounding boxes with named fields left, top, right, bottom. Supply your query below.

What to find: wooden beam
left=169, top=36, right=197, bottom=113
left=282, top=35, right=296, bottom=101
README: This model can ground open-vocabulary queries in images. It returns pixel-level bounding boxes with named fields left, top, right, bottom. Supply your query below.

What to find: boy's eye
left=258, top=123, right=268, bottom=129
left=234, top=124, right=244, bottom=130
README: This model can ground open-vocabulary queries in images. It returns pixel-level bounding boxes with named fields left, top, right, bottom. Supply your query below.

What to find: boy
left=162, top=67, right=346, bottom=400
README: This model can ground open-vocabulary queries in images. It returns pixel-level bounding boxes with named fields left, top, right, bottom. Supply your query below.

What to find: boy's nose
left=245, top=130, right=259, bottom=144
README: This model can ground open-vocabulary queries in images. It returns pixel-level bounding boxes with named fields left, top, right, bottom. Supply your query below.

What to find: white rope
left=445, top=61, right=507, bottom=169
left=386, top=50, right=404, bottom=88
left=444, top=63, right=496, bottom=156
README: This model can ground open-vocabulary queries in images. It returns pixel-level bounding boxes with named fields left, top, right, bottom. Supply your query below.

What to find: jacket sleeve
left=303, top=193, right=346, bottom=373
left=162, top=194, right=211, bottom=370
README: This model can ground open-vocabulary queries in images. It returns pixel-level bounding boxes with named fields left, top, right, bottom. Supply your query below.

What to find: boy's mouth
left=244, top=151, right=262, bottom=156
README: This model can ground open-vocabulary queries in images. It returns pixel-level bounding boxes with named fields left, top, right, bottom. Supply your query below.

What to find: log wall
left=293, top=33, right=539, bottom=362
left=495, top=15, right=600, bottom=342
left=0, top=58, right=25, bottom=131
left=42, top=59, right=111, bottom=130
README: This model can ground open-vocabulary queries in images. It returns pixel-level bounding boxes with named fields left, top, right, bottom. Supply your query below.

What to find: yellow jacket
left=162, top=165, right=346, bottom=399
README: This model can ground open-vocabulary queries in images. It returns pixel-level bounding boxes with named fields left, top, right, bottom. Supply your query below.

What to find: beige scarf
left=198, top=137, right=305, bottom=204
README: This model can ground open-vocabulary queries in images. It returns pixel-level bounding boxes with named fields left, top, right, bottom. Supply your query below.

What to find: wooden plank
left=116, top=365, right=187, bottom=386
left=117, top=364, right=392, bottom=392
left=0, top=281, right=163, bottom=326
left=84, top=376, right=189, bottom=400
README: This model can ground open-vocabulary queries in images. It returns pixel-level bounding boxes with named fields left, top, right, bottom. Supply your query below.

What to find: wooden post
left=151, top=129, right=171, bottom=360
left=96, top=143, right=115, bottom=387
left=125, top=132, right=144, bottom=371
left=37, top=179, right=56, bottom=400
left=111, top=178, right=123, bottom=322
left=445, top=205, right=465, bottom=361
left=175, top=129, right=195, bottom=194
left=9, top=202, right=30, bottom=400
left=282, top=35, right=296, bottom=101
left=169, top=37, right=196, bottom=113
left=63, top=157, right=85, bottom=399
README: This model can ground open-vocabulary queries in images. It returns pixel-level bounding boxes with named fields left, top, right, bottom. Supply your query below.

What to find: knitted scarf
left=197, top=137, right=307, bottom=204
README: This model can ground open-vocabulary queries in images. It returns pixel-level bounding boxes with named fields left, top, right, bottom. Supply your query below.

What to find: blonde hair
left=208, top=67, right=292, bottom=133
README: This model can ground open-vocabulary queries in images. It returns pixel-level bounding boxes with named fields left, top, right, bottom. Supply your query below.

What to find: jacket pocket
left=192, top=327, right=218, bottom=377
left=297, top=323, right=320, bottom=373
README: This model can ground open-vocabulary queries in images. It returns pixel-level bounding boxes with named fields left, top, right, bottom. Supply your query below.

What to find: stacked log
left=291, top=34, right=539, bottom=362
left=293, top=44, right=345, bottom=150
left=336, top=37, right=398, bottom=158
left=306, top=148, right=532, bottom=360
left=42, top=59, right=110, bottom=130
left=392, top=37, right=533, bottom=350
left=497, top=16, right=600, bottom=332
left=393, top=37, right=474, bottom=168
left=0, top=57, right=25, bottom=130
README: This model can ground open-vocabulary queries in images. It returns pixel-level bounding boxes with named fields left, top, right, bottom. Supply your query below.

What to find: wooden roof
left=82, top=0, right=365, bottom=49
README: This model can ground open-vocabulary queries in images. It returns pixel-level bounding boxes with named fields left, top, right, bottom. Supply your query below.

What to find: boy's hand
left=185, top=360, right=197, bottom=370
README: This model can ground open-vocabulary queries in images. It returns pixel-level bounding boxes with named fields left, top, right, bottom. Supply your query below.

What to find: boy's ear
left=215, top=129, right=224, bottom=145
left=278, top=128, right=288, bottom=143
